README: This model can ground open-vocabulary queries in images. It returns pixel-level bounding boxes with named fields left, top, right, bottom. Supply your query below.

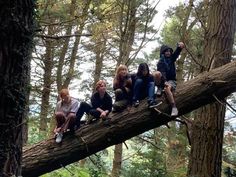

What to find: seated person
left=113, top=65, right=132, bottom=112
left=132, top=63, right=158, bottom=108
left=76, top=80, right=112, bottom=126
left=153, top=42, right=185, bottom=116
left=54, top=88, right=79, bottom=143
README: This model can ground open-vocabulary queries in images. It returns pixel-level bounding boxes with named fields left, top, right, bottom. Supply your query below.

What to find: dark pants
left=55, top=112, right=76, bottom=132
left=76, top=102, right=101, bottom=127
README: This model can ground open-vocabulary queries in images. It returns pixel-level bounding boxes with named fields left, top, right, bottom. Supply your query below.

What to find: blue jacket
left=157, top=45, right=182, bottom=81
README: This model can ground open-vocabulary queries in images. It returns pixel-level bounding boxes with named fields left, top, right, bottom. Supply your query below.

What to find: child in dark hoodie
left=153, top=42, right=185, bottom=116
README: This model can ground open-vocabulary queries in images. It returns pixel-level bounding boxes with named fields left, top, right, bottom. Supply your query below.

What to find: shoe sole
left=149, top=101, right=163, bottom=108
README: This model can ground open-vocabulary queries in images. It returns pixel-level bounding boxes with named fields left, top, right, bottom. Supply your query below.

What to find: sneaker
left=55, top=132, right=63, bottom=143
left=132, top=100, right=139, bottom=107
left=149, top=100, right=163, bottom=108
left=171, top=107, right=178, bottom=117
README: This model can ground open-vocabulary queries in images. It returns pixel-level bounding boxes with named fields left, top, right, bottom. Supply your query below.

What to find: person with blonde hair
left=54, top=88, right=79, bottom=143
left=76, top=80, right=112, bottom=126
left=113, top=65, right=132, bottom=112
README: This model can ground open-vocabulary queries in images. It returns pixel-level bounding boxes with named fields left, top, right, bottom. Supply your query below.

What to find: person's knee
left=115, top=89, right=123, bottom=96
left=153, top=71, right=162, bottom=84
left=67, top=113, right=76, bottom=120
left=135, top=78, right=143, bottom=84
left=55, top=112, right=64, bottom=119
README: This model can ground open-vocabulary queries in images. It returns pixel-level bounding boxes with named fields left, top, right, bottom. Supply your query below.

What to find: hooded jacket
left=157, top=44, right=182, bottom=82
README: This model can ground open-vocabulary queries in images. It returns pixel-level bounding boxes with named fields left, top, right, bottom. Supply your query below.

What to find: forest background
left=2, top=0, right=236, bottom=177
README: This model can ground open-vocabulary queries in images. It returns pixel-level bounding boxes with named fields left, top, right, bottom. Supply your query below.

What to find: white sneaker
left=55, top=132, right=63, bottom=143
left=171, top=107, right=178, bottom=117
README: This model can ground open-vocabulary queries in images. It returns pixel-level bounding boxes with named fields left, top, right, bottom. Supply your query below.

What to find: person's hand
left=54, top=127, right=61, bottom=134
left=100, top=111, right=107, bottom=118
left=178, top=42, right=185, bottom=49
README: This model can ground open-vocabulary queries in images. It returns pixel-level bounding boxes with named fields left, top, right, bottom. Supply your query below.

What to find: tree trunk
left=39, top=24, right=54, bottom=132
left=22, top=61, right=236, bottom=177
left=188, top=1, right=236, bottom=177
left=111, top=143, right=123, bottom=177
left=117, top=0, right=137, bottom=67
left=0, top=1, right=34, bottom=176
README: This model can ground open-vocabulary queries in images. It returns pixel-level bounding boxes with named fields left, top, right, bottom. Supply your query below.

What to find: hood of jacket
left=160, top=45, right=173, bottom=57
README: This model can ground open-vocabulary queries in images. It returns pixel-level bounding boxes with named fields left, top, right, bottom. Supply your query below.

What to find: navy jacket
left=157, top=45, right=182, bottom=81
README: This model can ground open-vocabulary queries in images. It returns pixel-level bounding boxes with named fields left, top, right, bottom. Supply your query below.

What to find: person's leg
left=147, top=81, right=159, bottom=108
left=113, top=89, right=129, bottom=112
left=153, top=71, right=164, bottom=96
left=54, top=112, right=65, bottom=143
left=61, top=113, right=76, bottom=132
left=76, top=102, right=92, bottom=127
left=132, top=78, right=143, bottom=107
left=164, top=81, right=178, bottom=116
left=54, top=112, right=65, bottom=133
left=114, top=88, right=124, bottom=101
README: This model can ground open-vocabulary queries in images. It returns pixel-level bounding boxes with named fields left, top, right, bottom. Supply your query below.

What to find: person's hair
left=137, top=63, right=150, bottom=77
left=95, top=80, right=106, bottom=91
left=59, top=88, right=69, bottom=98
left=115, top=65, right=128, bottom=78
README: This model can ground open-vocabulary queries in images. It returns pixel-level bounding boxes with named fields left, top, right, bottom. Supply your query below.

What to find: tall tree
left=188, top=1, right=236, bottom=177
left=0, top=0, right=35, bottom=176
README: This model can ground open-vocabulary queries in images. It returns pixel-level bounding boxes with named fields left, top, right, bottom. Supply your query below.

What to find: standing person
left=54, top=88, right=79, bottom=143
left=153, top=42, right=185, bottom=117
left=76, top=80, right=112, bottom=126
left=132, top=63, right=158, bottom=108
left=113, top=65, right=132, bottom=112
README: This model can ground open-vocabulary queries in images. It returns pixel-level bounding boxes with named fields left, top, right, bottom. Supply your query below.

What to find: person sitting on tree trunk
left=76, top=80, right=112, bottom=126
left=131, top=62, right=158, bottom=108
left=153, top=42, right=185, bottom=117
left=112, top=65, right=132, bottom=112
left=54, top=88, right=79, bottom=143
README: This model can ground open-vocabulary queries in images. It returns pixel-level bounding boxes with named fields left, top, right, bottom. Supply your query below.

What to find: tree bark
left=0, top=1, right=34, bottom=176
left=188, top=1, right=236, bottom=177
left=111, top=143, right=123, bottom=177
left=21, top=61, right=236, bottom=177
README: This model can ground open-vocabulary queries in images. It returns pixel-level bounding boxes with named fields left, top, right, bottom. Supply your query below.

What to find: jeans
left=133, top=78, right=155, bottom=102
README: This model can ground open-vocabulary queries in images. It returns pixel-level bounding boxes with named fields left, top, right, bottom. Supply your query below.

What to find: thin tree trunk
left=111, top=143, right=123, bottom=177
left=0, top=0, right=34, bottom=176
left=188, top=1, right=236, bottom=177
left=39, top=24, right=54, bottom=132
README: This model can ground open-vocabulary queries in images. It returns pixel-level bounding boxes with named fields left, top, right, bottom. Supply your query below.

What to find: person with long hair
left=132, top=63, right=158, bottom=108
left=113, top=65, right=132, bottom=112
left=76, top=80, right=112, bottom=126
left=54, top=88, right=79, bottom=143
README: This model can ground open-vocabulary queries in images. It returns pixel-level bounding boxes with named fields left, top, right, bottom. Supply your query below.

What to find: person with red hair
left=76, top=80, right=112, bottom=126
left=54, top=88, right=79, bottom=143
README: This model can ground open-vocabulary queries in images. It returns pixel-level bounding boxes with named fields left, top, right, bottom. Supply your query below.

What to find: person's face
left=164, top=49, right=172, bottom=58
left=61, top=94, right=70, bottom=103
left=142, top=69, right=148, bottom=76
left=98, top=83, right=106, bottom=94
left=119, top=68, right=127, bottom=77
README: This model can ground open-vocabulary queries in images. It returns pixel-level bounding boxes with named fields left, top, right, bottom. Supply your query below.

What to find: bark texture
left=0, top=1, right=34, bottom=176
left=21, top=61, right=236, bottom=177
left=188, top=1, right=236, bottom=176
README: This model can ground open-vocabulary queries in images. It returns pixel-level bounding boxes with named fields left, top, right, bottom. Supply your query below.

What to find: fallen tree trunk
left=22, top=61, right=236, bottom=177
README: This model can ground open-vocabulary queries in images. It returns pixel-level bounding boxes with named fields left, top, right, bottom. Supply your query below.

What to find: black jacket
left=157, top=45, right=182, bottom=81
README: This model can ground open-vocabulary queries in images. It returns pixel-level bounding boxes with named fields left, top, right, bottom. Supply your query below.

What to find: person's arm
left=172, top=42, right=185, bottom=61
left=69, top=98, right=79, bottom=114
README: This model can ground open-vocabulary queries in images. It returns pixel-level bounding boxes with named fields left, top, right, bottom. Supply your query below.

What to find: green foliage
left=41, top=164, right=91, bottom=177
